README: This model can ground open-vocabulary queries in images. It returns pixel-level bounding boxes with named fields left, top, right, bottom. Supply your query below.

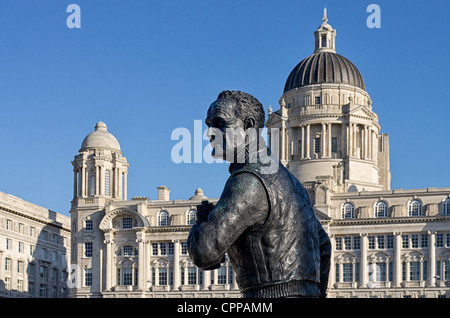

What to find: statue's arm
left=187, top=172, right=269, bottom=269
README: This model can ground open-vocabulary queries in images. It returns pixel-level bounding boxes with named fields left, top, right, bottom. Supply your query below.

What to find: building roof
left=80, top=121, right=121, bottom=151
left=283, top=51, right=366, bottom=93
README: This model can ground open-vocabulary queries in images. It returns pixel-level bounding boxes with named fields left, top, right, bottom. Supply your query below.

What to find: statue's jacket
left=188, top=155, right=331, bottom=298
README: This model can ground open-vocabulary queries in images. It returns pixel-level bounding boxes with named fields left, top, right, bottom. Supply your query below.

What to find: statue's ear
left=244, top=117, right=256, bottom=130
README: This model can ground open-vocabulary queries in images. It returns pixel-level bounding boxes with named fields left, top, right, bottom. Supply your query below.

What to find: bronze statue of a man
left=187, top=90, right=331, bottom=298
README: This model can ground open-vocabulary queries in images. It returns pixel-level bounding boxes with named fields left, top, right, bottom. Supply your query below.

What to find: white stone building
left=69, top=10, right=450, bottom=298
left=0, top=191, right=71, bottom=298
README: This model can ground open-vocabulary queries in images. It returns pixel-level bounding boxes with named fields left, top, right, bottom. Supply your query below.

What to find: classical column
left=329, top=235, right=336, bottom=289
left=95, top=165, right=100, bottom=196
left=306, top=124, right=311, bottom=159
left=80, top=163, right=86, bottom=197
left=73, top=168, right=78, bottom=199
left=301, top=125, right=305, bottom=159
left=104, top=232, right=113, bottom=291
left=348, top=123, right=353, bottom=157
left=428, top=231, right=436, bottom=287
left=202, top=268, right=211, bottom=290
left=327, top=123, right=332, bottom=158
left=172, top=239, right=181, bottom=291
left=123, top=172, right=128, bottom=200
left=136, top=232, right=145, bottom=290
left=321, top=123, right=326, bottom=158
left=360, top=233, right=368, bottom=287
left=394, top=232, right=402, bottom=287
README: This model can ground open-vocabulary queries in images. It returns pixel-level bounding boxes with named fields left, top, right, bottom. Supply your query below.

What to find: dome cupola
left=284, top=8, right=365, bottom=93
left=80, top=121, right=121, bottom=152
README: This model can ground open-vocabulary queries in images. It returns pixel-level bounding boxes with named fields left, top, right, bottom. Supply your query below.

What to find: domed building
left=266, top=8, right=390, bottom=206
left=68, top=11, right=450, bottom=299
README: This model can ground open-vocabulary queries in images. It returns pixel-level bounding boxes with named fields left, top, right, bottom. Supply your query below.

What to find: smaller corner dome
left=189, top=188, right=208, bottom=201
left=80, top=121, right=121, bottom=151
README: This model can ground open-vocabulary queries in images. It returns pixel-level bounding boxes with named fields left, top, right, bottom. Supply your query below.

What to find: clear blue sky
left=0, top=0, right=449, bottom=216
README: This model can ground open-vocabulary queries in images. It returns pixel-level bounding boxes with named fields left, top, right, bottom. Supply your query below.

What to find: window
left=331, top=137, right=338, bottom=153
left=343, top=263, right=353, bottom=282
left=88, top=169, right=95, bottom=197
left=17, top=261, right=24, bottom=274
left=123, top=245, right=133, bottom=256
left=217, top=266, right=227, bottom=285
left=442, top=197, right=450, bottom=215
left=105, top=169, right=111, bottom=196
left=39, top=284, right=47, bottom=297
left=152, top=243, right=158, bottom=255
left=321, top=34, right=327, bottom=48
left=122, top=268, right=133, bottom=286
left=85, top=220, right=93, bottom=231
left=84, top=242, right=93, bottom=257
left=28, top=263, right=35, bottom=277
left=421, top=234, right=428, bottom=248
left=159, top=242, right=166, bottom=255
left=344, top=237, right=351, bottom=250
left=353, top=236, right=360, bottom=250
left=375, top=263, right=387, bottom=282
left=402, top=235, right=409, bottom=248
left=411, top=234, right=419, bottom=248
left=181, top=241, right=187, bottom=254
left=408, top=200, right=422, bottom=216
left=341, top=203, right=355, bottom=219
left=122, top=217, right=133, bottom=229
left=168, top=242, right=174, bottom=255
left=6, top=238, right=11, bottom=250
left=387, top=235, right=394, bottom=249
left=377, top=236, right=385, bottom=249
left=315, top=96, right=321, bottom=105
left=335, top=237, right=342, bottom=250
left=436, top=233, right=444, bottom=247
left=410, top=262, right=421, bottom=281
left=368, top=236, right=375, bottom=249
left=188, top=267, right=198, bottom=285
left=5, top=258, right=12, bottom=272
left=159, top=267, right=168, bottom=285
left=158, top=211, right=169, bottom=226
left=375, top=201, right=388, bottom=218
left=187, top=210, right=197, bottom=225
left=85, top=268, right=92, bottom=287
left=6, top=219, right=12, bottom=230
left=40, top=265, right=48, bottom=279
left=314, top=137, right=321, bottom=154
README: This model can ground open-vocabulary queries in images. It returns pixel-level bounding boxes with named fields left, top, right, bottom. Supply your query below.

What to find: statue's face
left=205, top=98, right=246, bottom=162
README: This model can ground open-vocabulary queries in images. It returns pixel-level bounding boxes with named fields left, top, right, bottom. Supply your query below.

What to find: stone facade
left=0, top=191, right=71, bottom=298
left=68, top=10, right=450, bottom=298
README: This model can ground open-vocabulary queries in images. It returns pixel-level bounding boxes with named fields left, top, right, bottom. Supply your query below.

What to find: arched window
left=375, top=201, right=388, bottom=218
left=408, top=200, right=422, bottom=216
left=88, top=170, right=95, bottom=197
left=342, top=203, right=355, bottom=219
left=443, top=198, right=450, bottom=215
left=158, top=211, right=169, bottom=226
left=187, top=210, right=197, bottom=225
left=105, top=169, right=111, bottom=196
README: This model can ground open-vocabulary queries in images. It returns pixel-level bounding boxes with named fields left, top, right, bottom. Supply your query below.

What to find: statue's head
left=206, top=90, right=265, bottom=162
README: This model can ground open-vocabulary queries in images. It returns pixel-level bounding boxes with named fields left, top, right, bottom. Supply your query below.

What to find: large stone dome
left=283, top=51, right=366, bottom=93
left=80, top=121, right=121, bottom=151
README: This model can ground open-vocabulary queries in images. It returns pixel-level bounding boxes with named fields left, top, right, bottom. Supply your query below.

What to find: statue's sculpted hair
left=217, top=90, right=265, bottom=130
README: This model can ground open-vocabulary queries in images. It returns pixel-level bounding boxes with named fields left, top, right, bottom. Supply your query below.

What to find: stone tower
left=266, top=9, right=391, bottom=208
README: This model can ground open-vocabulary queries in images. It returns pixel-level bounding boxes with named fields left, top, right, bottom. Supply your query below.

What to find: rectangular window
left=410, top=262, right=421, bottom=281
left=375, top=263, right=386, bottom=282
left=436, top=233, right=444, bottom=247
left=123, top=245, right=133, bottom=256
left=402, top=235, right=409, bottom=248
left=122, top=218, right=133, bottom=229
left=28, top=263, right=35, bottom=277
left=168, top=242, right=174, bottom=255
left=314, top=137, right=321, bottom=154
left=160, top=242, right=166, bottom=255
left=159, top=268, right=168, bottom=285
left=446, top=234, right=450, bottom=247
left=387, top=235, right=394, bottom=249
left=344, top=237, right=351, bottom=250
left=17, top=260, right=23, bottom=274
left=84, top=242, right=93, bottom=257
left=335, top=263, right=340, bottom=283
left=188, top=267, right=198, bottom=285
left=40, top=284, right=47, bottom=297
left=421, top=234, right=428, bottom=248
left=181, top=241, right=187, bottom=255
left=40, top=266, right=47, bottom=279
left=353, top=236, right=360, bottom=250
left=377, top=236, right=385, bottom=249
left=411, top=234, right=419, bottom=248
left=331, top=137, right=338, bottom=153
left=368, top=236, right=375, bottom=249
left=123, top=268, right=133, bottom=285
left=6, top=238, right=11, bottom=250
left=85, top=220, right=93, bottom=231
left=41, top=248, right=47, bottom=260
left=217, top=267, right=227, bottom=285
left=315, top=96, right=321, bottom=105
left=335, top=237, right=342, bottom=250
left=6, top=219, right=12, bottom=230
left=5, top=258, right=11, bottom=272
left=343, top=263, right=353, bottom=282
left=85, top=268, right=92, bottom=286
